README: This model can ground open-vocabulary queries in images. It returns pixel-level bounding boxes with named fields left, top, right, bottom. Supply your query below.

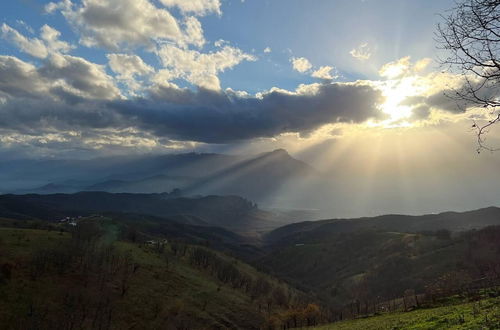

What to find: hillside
left=309, top=294, right=499, bottom=329
left=0, top=220, right=314, bottom=329
left=0, top=192, right=294, bottom=236
left=258, top=226, right=500, bottom=308
left=265, top=207, right=500, bottom=244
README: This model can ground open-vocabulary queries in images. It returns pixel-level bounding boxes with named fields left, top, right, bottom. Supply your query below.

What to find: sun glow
left=378, top=77, right=421, bottom=127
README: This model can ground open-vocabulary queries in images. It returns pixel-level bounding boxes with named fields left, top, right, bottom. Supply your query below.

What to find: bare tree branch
left=437, top=0, right=500, bottom=152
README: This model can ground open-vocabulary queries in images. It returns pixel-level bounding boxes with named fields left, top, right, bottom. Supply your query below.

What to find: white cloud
left=0, top=54, right=120, bottom=101
left=292, top=57, right=312, bottom=73
left=311, top=66, right=337, bottom=80
left=413, top=58, right=432, bottom=73
left=264, top=47, right=271, bottom=53
left=159, top=0, right=221, bottom=16
left=350, top=43, right=371, bottom=61
left=107, top=54, right=154, bottom=92
left=1, top=23, right=72, bottom=59
left=379, top=56, right=411, bottom=79
left=157, top=44, right=256, bottom=90
left=214, top=39, right=228, bottom=47
left=46, top=0, right=183, bottom=51
left=182, top=16, right=205, bottom=48
left=42, top=54, right=122, bottom=100
left=107, top=54, right=153, bottom=79
left=40, top=24, right=73, bottom=53
left=1, top=23, right=48, bottom=58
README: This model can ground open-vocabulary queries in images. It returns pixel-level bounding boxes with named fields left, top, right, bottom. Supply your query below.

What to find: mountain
left=1, top=152, right=246, bottom=192
left=265, top=206, right=500, bottom=244
left=0, top=192, right=295, bottom=236
left=4, top=150, right=319, bottom=208
left=181, top=149, right=317, bottom=201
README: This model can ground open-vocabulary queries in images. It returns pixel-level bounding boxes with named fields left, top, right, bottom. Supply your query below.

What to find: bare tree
left=437, top=0, right=500, bottom=152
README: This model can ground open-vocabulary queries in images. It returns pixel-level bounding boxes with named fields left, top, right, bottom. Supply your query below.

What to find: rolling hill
left=0, top=192, right=296, bottom=236
left=256, top=208, right=500, bottom=310
left=0, top=219, right=312, bottom=329
left=265, top=207, right=500, bottom=244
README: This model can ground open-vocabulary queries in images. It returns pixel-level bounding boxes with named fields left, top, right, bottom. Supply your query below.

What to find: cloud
left=0, top=55, right=384, bottom=145
left=41, top=54, right=121, bottom=100
left=414, top=58, right=432, bottom=73
left=40, top=24, right=73, bottom=53
left=182, top=16, right=205, bottom=48
left=291, top=57, right=312, bottom=73
left=0, top=54, right=120, bottom=103
left=264, top=47, right=271, bottom=53
left=379, top=56, right=411, bottom=79
left=114, top=82, right=386, bottom=143
left=46, top=0, right=184, bottom=51
left=41, top=1, right=256, bottom=94
left=350, top=43, right=371, bottom=61
left=311, top=66, right=337, bottom=80
left=1, top=24, right=49, bottom=58
left=379, top=57, right=434, bottom=80
left=107, top=54, right=153, bottom=79
left=0, top=56, right=48, bottom=99
left=156, top=44, right=256, bottom=90
left=107, top=54, right=154, bottom=92
left=158, top=0, right=221, bottom=16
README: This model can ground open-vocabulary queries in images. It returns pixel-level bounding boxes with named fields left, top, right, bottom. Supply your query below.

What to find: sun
left=379, top=77, right=419, bottom=126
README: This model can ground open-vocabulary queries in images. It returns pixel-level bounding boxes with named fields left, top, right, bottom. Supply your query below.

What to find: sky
left=1, top=0, right=500, bottom=216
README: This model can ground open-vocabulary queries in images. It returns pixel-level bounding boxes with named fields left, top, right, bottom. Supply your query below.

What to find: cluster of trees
left=5, top=221, right=140, bottom=330
left=267, top=303, right=322, bottom=329
left=187, top=246, right=301, bottom=312
left=167, top=243, right=326, bottom=328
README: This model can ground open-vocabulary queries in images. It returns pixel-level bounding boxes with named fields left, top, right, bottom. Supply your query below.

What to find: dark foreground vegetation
left=1, top=193, right=500, bottom=329
left=0, top=219, right=324, bottom=329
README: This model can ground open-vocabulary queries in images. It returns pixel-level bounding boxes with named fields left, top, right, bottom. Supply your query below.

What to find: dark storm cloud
left=0, top=54, right=385, bottom=143
left=400, top=78, right=500, bottom=118
left=113, top=83, right=385, bottom=143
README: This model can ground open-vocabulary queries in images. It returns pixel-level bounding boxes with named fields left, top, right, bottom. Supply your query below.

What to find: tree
left=437, top=0, right=500, bottom=152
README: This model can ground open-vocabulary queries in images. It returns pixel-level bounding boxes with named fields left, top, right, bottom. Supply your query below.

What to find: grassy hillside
left=266, top=207, right=500, bottom=243
left=0, top=219, right=312, bottom=329
left=259, top=227, right=500, bottom=308
left=308, top=295, right=500, bottom=329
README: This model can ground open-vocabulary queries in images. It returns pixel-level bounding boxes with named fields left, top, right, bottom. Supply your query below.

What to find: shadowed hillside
left=0, top=219, right=315, bottom=329
left=0, top=192, right=296, bottom=236
left=265, top=207, right=500, bottom=244
left=258, top=225, right=500, bottom=309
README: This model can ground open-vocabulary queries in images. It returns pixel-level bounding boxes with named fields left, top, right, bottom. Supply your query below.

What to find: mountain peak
left=269, top=148, right=289, bottom=156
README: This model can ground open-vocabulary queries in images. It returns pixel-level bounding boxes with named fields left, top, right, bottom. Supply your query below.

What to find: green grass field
left=0, top=220, right=311, bottom=329
left=308, top=296, right=500, bottom=330
left=0, top=225, right=266, bottom=328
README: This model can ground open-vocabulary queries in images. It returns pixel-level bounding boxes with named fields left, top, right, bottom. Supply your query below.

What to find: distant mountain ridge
left=0, top=192, right=295, bottom=235
left=4, top=149, right=319, bottom=205
left=265, top=206, right=500, bottom=244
